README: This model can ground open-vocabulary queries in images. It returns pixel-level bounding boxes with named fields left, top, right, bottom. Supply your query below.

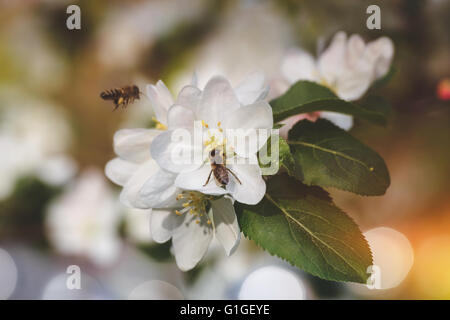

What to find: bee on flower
left=105, top=72, right=271, bottom=270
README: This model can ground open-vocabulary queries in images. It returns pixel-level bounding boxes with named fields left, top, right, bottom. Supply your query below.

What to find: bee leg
left=203, top=170, right=213, bottom=186
left=226, top=168, right=242, bottom=185
left=117, top=97, right=124, bottom=109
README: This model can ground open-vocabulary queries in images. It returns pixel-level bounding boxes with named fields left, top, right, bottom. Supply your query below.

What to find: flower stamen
left=172, top=191, right=211, bottom=226
left=152, top=117, right=167, bottom=130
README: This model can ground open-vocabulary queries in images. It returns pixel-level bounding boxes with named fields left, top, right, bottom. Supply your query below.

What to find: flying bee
left=203, top=149, right=242, bottom=187
left=100, top=85, right=141, bottom=111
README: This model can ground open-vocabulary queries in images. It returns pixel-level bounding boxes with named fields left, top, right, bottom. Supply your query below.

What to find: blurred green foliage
left=0, top=177, right=61, bottom=249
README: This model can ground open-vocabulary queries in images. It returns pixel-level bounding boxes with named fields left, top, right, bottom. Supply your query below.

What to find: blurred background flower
left=0, top=0, right=449, bottom=299
left=45, top=169, right=122, bottom=267
left=0, top=88, right=75, bottom=200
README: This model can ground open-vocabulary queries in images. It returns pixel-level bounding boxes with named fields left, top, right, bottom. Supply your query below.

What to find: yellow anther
left=217, top=121, right=221, bottom=127
left=207, top=220, right=212, bottom=225
left=369, top=167, right=374, bottom=172
left=201, top=120, right=209, bottom=128
left=156, top=123, right=167, bottom=130
left=152, top=117, right=167, bottom=130
left=174, top=191, right=211, bottom=220
left=195, top=220, right=200, bottom=224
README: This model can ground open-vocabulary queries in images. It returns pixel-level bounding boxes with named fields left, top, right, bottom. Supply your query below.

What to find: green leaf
left=259, top=135, right=295, bottom=176
left=278, top=136, right=296, bottom=177
left=270, top=80, right=388, bottom=126
left=288, top=119, right=390, bottom=196
left=358, top=95, right=391, bottom=120
left=237, top=175, right=373, bottom=283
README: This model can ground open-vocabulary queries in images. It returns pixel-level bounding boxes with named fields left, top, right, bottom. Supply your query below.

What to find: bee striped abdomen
left=204, top=148, right=241, bottom=187
left=213, top=165, right=229, bottom=186
left=100, top=85, right=140, bottom=110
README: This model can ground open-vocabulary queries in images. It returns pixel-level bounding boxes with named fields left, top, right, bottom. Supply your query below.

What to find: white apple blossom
left=151, top=193, right=241, bottom=271
left=46, top=170, right=122, bottom=267
left=279, top=31, right=394, bottom=136
left=150, top=75, right=273, bottom=206
left=105, top=126, right=240, bottom=270
left=105, top=75, right=270, bottom=270
left=105, top=77, right=197, bottom=210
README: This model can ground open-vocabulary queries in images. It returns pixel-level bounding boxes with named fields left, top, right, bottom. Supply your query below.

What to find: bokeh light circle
left=0, top=248, right=18, bottom=299
left=238, top=265, right=306, bottom=300
left=41, top=272, right=106, bottom=300
left=364, top=227, right=414, bottom=290
left=128, top=280, right=184, bottom=300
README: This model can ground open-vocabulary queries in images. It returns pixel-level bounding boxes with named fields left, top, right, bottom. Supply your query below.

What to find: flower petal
left=234, top=71, right=269, bottom=106
left=172, top=214, right=213, bottom=271
left=319, top=32, right=374, bottom=101
left=366, top=37, right=394, bottom=80
left=174, top=164, right=229, bottom=196
left=335, top=35, right=374, bottom=101
left=317, top=31, right=348, bottom=85
left=190, top=71, right=198, bottom=87
left=175, top=85, right=202, bottom=111
left=279, top=112, right=321, bottom=139
left=113, top=128, right=159, bottom=163
left=347, top=34, right=366, bottom=65
left=119, top=160, right=160, bottom=209
left=150, top=129, right=203, bottom=173
left=105, top=158, right=139, bottom=186
left=223, top=101, right=273, bottom=157
left=138, top=169, right=179, bottom=208
left=320, top=112, right=354, bottom=131
left=146, top=80, right=174, bottom=125
left=226, top=161, right=266, bottom=205
left=222, top=100, right=273, bottom=130
left=167, top=104, right=196, bottom=130
left=281, top=49, right=319, bottom=84
left=335, top=76, right=372, bottom=101
left=211, top=197, right=240, bottom=256
left=197, top=76, right=240, bottom=126
left=150, top=209, right=184, bottom=243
